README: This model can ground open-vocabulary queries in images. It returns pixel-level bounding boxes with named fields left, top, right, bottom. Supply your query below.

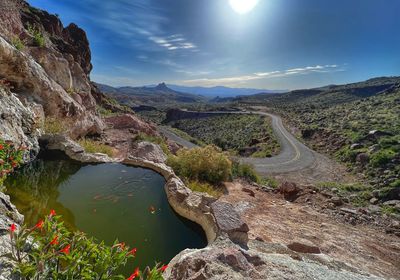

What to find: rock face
left=104, top=114, right=157, bottom=135
left=0, top=87, right=42, bottom=161
left=0, top=192, right=23, bottom=280
left=0, top=0, right=104, bottom=140
left=166, top=238, right=382, bottom=280
left=131, top=141, right=167, bottom=163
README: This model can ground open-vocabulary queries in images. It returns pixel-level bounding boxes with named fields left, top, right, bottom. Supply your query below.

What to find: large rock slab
left=131, top=141, right=167, bottom=163
left=210, top=201, right=249, bottom=246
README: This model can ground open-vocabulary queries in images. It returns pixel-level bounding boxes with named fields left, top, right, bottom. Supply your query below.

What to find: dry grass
left=44, top=117, right=65, bottom=134
left=187, top=180, right=224, bottom=198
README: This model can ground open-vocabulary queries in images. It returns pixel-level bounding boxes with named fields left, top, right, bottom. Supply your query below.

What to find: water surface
left=5, top=159, right=207, bottom=273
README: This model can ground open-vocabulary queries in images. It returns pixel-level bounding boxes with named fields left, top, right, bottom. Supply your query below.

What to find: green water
left=5, top=158, right=207, bottom=274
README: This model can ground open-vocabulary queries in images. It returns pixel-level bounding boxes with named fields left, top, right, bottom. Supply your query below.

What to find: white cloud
left=149, top=34, right=197, bottom=51
left=180, top=64, right=344, bottom=87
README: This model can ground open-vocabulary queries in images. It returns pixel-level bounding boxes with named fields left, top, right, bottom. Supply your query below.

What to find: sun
left=229, top=0, right=259, bottom=14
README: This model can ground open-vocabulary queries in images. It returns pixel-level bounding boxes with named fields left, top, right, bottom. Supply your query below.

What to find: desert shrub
left=370, top=149, right=396, bottom=167
left=260, top=176, right=279, bottom=188
left=27, top=24, right=45, bottom=47
left=11, top=37, right=24, bottom=50
left=0, top=140, right=24, bottom=186
left=78, top=139, right=114, bottom=157
left=96, top=105, right=113, bottom=117
left=8, top=211, right=165, bottom=279
left=187, top=180, right=223, bottom=197
left=167, top=145, right=232, bottom=185
left=44, top=117, right=66, bottom=134
left=231, top=161, right=260, bottom=183
left=135, top=133, right=170, bottom=155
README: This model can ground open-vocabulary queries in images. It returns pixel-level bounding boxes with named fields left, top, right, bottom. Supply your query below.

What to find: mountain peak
left=155, top=82, right=169, bottom=91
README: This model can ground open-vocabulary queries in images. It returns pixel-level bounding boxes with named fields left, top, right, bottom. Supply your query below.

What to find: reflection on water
left=5, top=159, right=207, bottom=272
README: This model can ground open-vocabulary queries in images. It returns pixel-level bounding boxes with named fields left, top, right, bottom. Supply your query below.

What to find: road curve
left=159, top=111, right=316, bottom=175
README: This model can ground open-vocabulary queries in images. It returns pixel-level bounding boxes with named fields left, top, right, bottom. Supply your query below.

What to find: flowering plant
left=7, top=211, right=166, bottom=279
left=0, top=139, right=24, bottom=186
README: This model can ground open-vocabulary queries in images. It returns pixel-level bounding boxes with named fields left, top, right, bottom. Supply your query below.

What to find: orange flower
left=60, top=244, right=70, bottom=255
left=160, top=265, right=168, bottom=272
left=127, top=267, right=139, bottom=280
left=127, top=248, right=137, bottom=256
left=49, top=209, right=56, bottom=217
left=34, top=220, right=44, bottom=230
left=50, top=235, right=59, bottom=246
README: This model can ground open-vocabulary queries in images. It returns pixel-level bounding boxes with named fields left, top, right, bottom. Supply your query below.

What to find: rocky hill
left=96, top=82, right=206, bottom=106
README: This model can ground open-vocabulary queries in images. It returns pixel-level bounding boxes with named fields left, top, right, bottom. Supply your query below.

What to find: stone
left=329, top=196, right=343, bottom=206
left=369, top=197, right=379, bottom=204
left=356, top=153, right=369, bottom=165
left=241, top=188, right=255, bottom=197
left=383, top=200, right=400, bottom=207
left=350, top=143, right=362, bottom=149
left=287, top=241, right=321, bottom=254
left=210, top=201, right=249, bottom=246
left=279, top=182, right=300, bottom=201
left=131, top=141, right=167, bottom=164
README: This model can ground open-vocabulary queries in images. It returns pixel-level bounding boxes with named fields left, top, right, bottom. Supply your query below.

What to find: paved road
left=159, top=111, right=316, bottom=175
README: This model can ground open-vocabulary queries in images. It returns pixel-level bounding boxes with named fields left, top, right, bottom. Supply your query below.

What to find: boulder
left=279, top=182, right=300, bottom=201
left=131, top=141, right=167, bottom=163
left=210, top=201, right=249, bottom=246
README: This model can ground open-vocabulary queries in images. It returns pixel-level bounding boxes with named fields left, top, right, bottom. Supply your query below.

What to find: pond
left=4, top=157, right=207, bottom=274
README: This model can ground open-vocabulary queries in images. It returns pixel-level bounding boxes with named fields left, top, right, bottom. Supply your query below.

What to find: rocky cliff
left=0, top=0, right=105, bottom=161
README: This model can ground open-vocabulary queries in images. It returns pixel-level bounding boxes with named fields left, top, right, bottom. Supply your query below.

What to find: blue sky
left=28, top=0, right=400, bottom=89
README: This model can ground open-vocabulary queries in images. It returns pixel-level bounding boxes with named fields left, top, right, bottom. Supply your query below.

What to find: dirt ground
left=220, top=181, right=400, bottom=279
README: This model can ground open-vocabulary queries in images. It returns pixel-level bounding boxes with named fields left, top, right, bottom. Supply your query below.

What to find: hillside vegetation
left=167, top=114, right=280, bottom=157
left=237, top=77, right=400, bottom=205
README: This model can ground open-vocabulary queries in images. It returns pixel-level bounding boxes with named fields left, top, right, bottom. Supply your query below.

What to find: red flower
left=49, top=209, right=56, bottom=217
left=34, top=220, right=44, bottom=230
left=50, top=235, right=59, bottom=246
left=11, top=162, right=17, bottom=168
left=0, top=144, right=3, bottom=150
left=60, top=244, right=71, bottom=255
left=160, top=265, right=168, bottom=272
left=127, top=267, right=139, bottom=280
left=127, top=248, right=137, bottom=256
left=10, top=224, right=16, bottom=233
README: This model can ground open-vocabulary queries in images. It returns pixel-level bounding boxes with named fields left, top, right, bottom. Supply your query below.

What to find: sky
left=28, top=0, right=400, bottom=90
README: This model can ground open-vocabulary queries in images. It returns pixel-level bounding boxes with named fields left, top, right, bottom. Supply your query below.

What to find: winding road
left=159, top=111, right=317, bottom=175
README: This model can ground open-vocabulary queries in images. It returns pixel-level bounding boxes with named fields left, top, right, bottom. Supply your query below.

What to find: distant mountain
left=94, top=82, right=206, bottom=106
left=231, top=76, right=400, bottom=106
left=149, top=84, right=287, bottom=98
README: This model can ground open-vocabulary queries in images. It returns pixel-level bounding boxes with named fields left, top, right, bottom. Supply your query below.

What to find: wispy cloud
left=180, top=64, right=344, bottom=87
left=149, top=34, right=197, bottom=51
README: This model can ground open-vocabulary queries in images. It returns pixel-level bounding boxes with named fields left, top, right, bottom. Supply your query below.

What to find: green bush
left=8, top=211, right=165, bottom=279
left=370, top=149, right=396, bottom=167
left=27, top=24, right=45, bottom=47
left=11, top=37, right=24, bottom=50
left=0, top=140, right=24, bottom=186
left=78, top=139, right=114, bottom=157
left=232, top=161, right=260, bottom=183
left=167, top=145, right=232, bottom=185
